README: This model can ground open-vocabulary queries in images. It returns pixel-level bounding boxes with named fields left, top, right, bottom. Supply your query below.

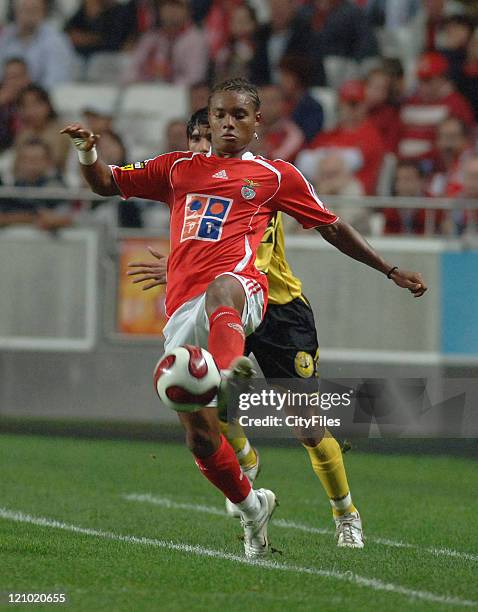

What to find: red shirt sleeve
left=110, top=151, right=191, bottom=203
left=272, top=160, right=338, bottom=229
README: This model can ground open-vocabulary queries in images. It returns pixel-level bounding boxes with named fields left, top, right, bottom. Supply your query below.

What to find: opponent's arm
left=127, top=247, right=168, bottom=290
left=60, top=124, right=119, bottom=196
left=316, top=218, right=427, bottom=297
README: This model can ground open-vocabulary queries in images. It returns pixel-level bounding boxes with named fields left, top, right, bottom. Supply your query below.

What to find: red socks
left=196, top=307, right=248, bottom=502
left=208, top=306, right=245, bottom=370
left=194, top=434, right=251, bottom=503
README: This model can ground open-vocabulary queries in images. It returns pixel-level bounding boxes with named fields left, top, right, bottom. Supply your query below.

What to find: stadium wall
left=0, top=228, right=477, bottom=423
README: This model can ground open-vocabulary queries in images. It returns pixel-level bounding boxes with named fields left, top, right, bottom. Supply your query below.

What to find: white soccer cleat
left=241, top=488, right=277, bottom=559
left=225, top=448, right=261, bottom=518
left=334, top=510, right=365, bottom=548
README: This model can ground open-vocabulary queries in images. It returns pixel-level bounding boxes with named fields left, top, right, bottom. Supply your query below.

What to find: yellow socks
left=304, top=434, right=357, bottom=517
left=219, top=420, right=257, bottom=470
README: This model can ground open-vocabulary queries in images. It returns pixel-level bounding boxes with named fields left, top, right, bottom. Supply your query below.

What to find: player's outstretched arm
left=60, top=124, right=119, bottom=196
left=316, top=219, right=427, bottom=297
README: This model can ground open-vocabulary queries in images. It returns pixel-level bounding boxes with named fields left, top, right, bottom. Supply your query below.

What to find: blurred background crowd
left=1, top=0, right=478, bottom=234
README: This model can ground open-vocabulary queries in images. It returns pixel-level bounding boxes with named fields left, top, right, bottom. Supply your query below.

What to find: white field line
left=123, top=493, right=478, bottom=563
left=0, top=507, right=475, bottom=609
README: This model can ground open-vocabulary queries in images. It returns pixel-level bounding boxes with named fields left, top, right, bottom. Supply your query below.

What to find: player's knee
left=185, top=428, right=220, bottom=457
left=205, top=276, right=244, bottom=316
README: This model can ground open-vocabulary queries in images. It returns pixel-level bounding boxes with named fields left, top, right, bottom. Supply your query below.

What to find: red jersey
left=398, top=92, right=475, bottom=160
left=302, top=120, right=386, bottom=195
left=111, top=151, right=337, bottom=317
left=367, top=104, right=401, bottom=153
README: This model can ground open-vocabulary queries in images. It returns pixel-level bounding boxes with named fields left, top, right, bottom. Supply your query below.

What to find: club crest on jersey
left=294, top=351, right=315, bottom=378
left=181, top=193, right=233, bottom=242
left=241, top=178, right=260, bottom=200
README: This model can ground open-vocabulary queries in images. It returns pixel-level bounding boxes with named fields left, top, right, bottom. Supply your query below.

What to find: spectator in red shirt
left=398, top=51, right=475, bottom=163
left=364, top=67, right=400, bottom=152
left=428, top=116, right=473, bottom=197
left=296, top=79, right=386, bottom=194
left=203, top=0, right=243, bottom=62
left=253, top=84, right=304, bottom=162
left=125, top=0, right=208, bottom=85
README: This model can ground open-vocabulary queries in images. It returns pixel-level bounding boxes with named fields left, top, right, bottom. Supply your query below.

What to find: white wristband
left=78, top=147, right=98, bottom=166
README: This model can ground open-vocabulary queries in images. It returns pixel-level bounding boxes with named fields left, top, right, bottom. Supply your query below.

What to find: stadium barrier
left=0, top=188, right=477, bottom=421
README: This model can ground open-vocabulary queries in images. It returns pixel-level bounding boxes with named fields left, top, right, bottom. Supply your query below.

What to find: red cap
left=417, top=52, right=449, bottom=80
left=339, top=80, right=365, bottom=103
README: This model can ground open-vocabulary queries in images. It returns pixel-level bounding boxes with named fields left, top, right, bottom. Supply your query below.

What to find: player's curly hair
left=208, top=78, right=261, bottom=111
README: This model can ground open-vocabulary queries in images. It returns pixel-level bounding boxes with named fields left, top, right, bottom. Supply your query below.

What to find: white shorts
left=163, top=272, right=264, bottom=353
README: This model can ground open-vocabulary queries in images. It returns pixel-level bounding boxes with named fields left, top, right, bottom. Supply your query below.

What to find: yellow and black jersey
left=248, top=212, right=319, bottom=382
left=255, top=212, right=302, bottom=305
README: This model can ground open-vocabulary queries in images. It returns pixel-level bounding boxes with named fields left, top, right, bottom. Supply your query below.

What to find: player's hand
left=127, top=247, right=168, bottom=290
left=60, top=123, right=99, bottom=151
left=390, top=268, right=427, bottom=297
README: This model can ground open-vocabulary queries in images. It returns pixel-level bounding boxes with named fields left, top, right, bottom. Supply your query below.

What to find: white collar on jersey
left=206, top=147, right=254, bottom=160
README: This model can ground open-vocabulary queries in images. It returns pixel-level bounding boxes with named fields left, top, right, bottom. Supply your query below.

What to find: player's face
left=208, top=91, right=260, bottom=158
left=188, top=124, right=211, bottom=154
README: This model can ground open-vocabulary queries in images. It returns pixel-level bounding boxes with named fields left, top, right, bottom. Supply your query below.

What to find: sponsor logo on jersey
left=294, top=351, right=315, bottom=378
left=119, top=161, right=146, bottom=171
left=212, top=169, right=228, bottom=179
left=241, top=178, right=260, bottom=200
left=181, top=193, right=233, bottom=242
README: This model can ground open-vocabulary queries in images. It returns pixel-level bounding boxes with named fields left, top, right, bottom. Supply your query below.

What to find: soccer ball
left=153, top=345, right=221, bottom=413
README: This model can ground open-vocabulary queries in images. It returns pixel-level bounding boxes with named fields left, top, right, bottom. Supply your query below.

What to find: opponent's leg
left=301, top=430, right=356, bottom=517
left=218, top=419, right=259, bottom=473
left=250, top=298, right=363, bottom=547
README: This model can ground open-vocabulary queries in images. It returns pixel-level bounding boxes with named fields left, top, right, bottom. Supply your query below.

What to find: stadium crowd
left=0, top=0, right=478, bottom=234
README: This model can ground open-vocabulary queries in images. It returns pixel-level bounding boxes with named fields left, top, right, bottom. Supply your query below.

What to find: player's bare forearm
left=316, top=219, right=427, bottom=297
left=317, top=219, right=391, bottom=274
left=60, top=123, right=119, bottom=196
left=80, top=159, right=119, bottom=196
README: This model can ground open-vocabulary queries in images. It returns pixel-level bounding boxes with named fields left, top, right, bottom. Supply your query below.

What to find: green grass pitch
left=1, top=433, right=477, bottom=611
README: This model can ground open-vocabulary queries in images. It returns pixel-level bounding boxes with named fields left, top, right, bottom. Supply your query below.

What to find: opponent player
left=129, top=107, right=366, bottom=548
left=62, top=78, right=427, bottom=559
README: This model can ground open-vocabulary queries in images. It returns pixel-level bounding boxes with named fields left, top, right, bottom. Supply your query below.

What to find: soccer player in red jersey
left=62, top=78, right=427, bottom=558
